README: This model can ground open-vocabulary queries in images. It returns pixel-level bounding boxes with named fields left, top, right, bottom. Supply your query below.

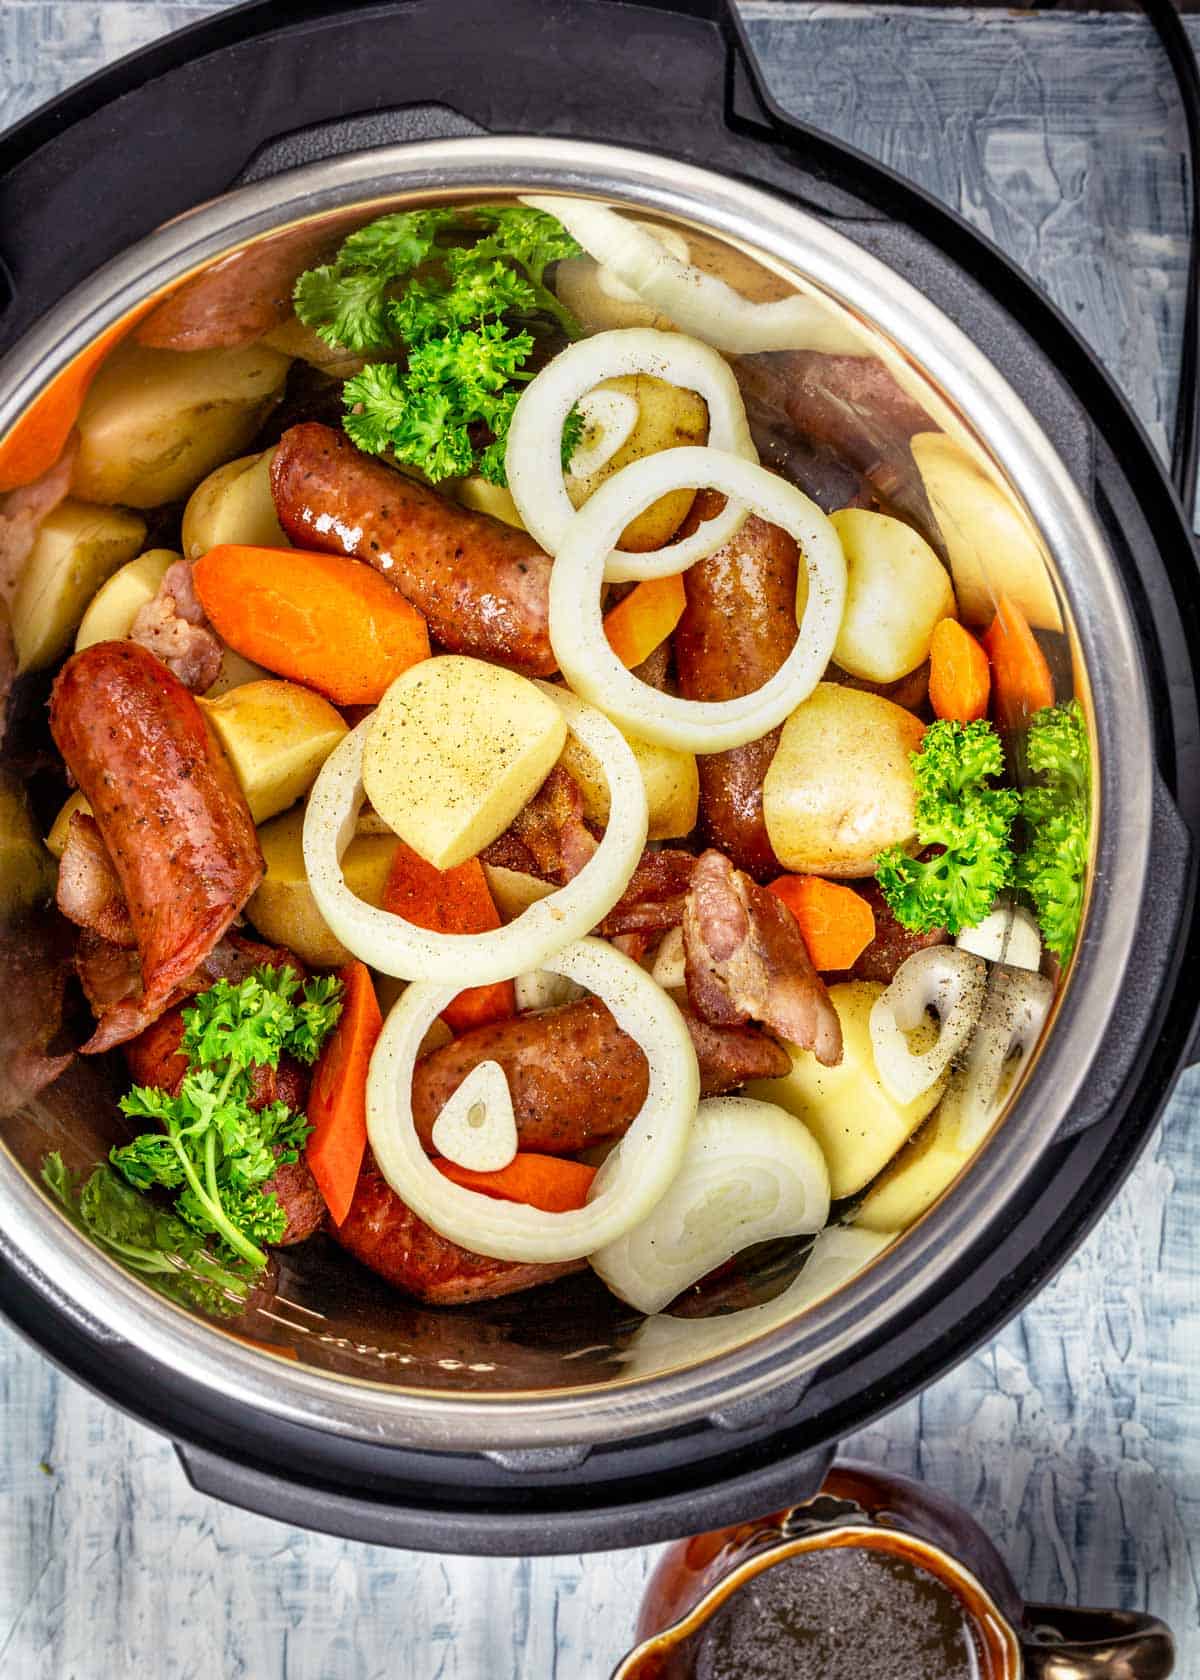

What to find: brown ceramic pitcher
left=613, top=1461, right=1174, bottom=1679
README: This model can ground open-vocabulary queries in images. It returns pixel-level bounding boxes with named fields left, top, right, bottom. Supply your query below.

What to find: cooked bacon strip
left=0, top=433, right=77, bottom=606
left=412, top=993, right=788, bottom=1158
left=482, top=765, right=598, bottom=883
left=55, top=812, right=135, bottom=947
left=683, top=849, right=842, bottom=1066
left=50, top=642, right=263, bottom=1049
left=129, top=559, right=223, bottom=693
left=597, top=848, right=697, bottom=937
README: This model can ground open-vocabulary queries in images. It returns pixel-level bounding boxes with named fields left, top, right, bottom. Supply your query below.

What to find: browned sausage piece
left=847, top=877, right=948, bottom=985
left=50, top=642, right=263, bottom=1047
left=334, top=1157, right=583, bottom=1304
left=135, top=225, right=339, bottom=352
left=271, top=422, right=557, bottom=676
left=673, top=490, right=799, bottom=881
left=412, top=993, right=789, bottom=1157
left=683, top=849, right=842, bottom=1066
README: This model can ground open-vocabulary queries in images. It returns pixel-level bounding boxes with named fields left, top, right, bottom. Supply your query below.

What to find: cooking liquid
left=688, top=1545, right=985, bottom=1679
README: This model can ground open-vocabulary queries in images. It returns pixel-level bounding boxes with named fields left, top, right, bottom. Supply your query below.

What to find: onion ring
left=505, top=327, right=757, bottom=581
left=549, top=446, right=847, bottom=753
left=869, top=946, right=988, bottom=1106
left=302, top=685, right=648, bottom=984
left=367, top=937, right=699, bottom=1262
left=525, top=194, right=869, bottom=357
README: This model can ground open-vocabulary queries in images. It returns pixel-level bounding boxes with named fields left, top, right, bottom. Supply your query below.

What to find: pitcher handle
left=1021, top=1604, right=1175, bottom=1679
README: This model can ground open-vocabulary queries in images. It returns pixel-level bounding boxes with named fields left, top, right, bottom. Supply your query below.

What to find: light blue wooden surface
left=1, top=5, right=1198, bottom=1676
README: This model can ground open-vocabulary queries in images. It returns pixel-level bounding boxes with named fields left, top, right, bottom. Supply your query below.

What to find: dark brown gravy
left=686, top=1545, right=984, bottom=1679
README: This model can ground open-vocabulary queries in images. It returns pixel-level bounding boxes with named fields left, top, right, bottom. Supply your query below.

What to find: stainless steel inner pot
left=0, top=136, right=1152, bottom=1456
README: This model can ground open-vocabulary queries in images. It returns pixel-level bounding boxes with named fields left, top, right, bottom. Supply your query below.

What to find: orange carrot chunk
left=382, top=841, right=515, bottom=1034
left=928, top=618, right=991, bottom=723
left=767, top=874, right=876, bottom=972
left=306, top=961, right=382, bottom=1226
left=0, top=306, right=155, bottom=493
left=193, top=544, right=430, bottom=706
left=435, top=1154, right=597, bottom=1214
left=603, top=574, right=687, bottom=669
left=980, top=594, right=1054, bottom=734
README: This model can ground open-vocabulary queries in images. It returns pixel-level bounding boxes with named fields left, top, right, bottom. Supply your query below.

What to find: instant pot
left=1, top=0, right=1198, bottom=1555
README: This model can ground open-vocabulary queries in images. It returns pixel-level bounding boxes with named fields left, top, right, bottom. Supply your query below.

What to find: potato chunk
left=71, top=342, right=290, bottom=508
left=454, top=477, right=526, bottom=529
left=565, top=374, right=707, bottom=551
left=558, top=725, right=698, bottom=841
left=362, top=657, right=568, bottom=871
left=11, top=500, right=147, bottom=671
left=763, top=682, right=924, bottom=876
left=0, top=772, right=55, bottom=916
left=910, top=432, right=1062, bottom=631
left=745, top=980, right=945, bottom=1199
left=74, top=548, right=176, bottom=651
left=199, top=680, right=348, bottom=824
left=853, top=1107, right=972, bottom=1233
left=45, top=790, right=92, bottom=860
left=245, top=806, right=398, bottom=967
left=182, top=448, right=290, bottom=559
left=829, top=508, right=955, bottom=683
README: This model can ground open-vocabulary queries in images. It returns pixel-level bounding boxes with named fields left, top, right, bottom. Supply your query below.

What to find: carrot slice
left=767, top=874, right=876, bottom=972
left=435, top=1153, right=597, bottom=1213
left=0, top=300, right=159, bottom=493
left=603, top=574, right=687, bottom=669
left=305, top=961, right=382, bottom=1226
left=928, top=618, right=991, bottom=723
left=382, top=841, right=515, bottom=1034
left=193, top=544, right=430, bottom=706
left=980, top=594, right=1054, bottom=733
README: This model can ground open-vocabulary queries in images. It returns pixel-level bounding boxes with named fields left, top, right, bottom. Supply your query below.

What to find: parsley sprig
left=294, top=206, right=585, bottom=486
left=1015, top=701, right=1090, bottom=962
left=876, top=720, right=1019, bottom=936
left=111, top=967, right=342, bottom=1271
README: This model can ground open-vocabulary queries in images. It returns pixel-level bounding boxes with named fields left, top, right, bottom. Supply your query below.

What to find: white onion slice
left=956, top=900, right=1042, bottom=972
left=526, top=194, right=869, bottom=357
left=302, top=685, right=647, bottom=984
left=367, top=937, right=699, bottom=1262
left=567, top=387, right=640, bottom=478
left=869, top=947, right=988, bottom=1107
left=429, top=1061, right=518, bottom=1172
left=549, top=446, right=846, bottom=753
left=590, top=1096, right=831, bottom=1314
left=505, top=327, right=757, bottom=581
left=513, top=969, right=587, bottom=1012
left=942, top=963, right=1055, bottom=1151
left=597, top=223, right=691, bottom=302
left=650, top=925, right=686, bottom=992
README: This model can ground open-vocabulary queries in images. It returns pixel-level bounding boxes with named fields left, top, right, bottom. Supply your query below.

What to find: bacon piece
left=683, top=849, right=842, bottom=1066
left=75, top=929, right=296, bottom=1054
left=333, top=1153, right=584, bottom=1304
left=55, top=812, right=135, bottom=946
left=597, top=848, right=697, bottom=937
left=0, top=434, right=77, bottom=606
left=482, top=764, right=597, bottom=883
left=129, top=559, right=223, bottom=693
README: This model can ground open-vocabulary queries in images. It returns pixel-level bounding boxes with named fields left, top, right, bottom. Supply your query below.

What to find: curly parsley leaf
left=876, top=719, right=1018, bottom=936
left=293, top=205, right=583, bottom=483
left=107, top=966, right=342, bottom=1271
left=1015, top=701, right=1090, bottom=962
left=42, top=1153, right=258, bottom=1320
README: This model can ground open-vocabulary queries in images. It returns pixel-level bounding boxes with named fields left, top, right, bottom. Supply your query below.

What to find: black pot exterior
left=0, top=0, right=1198, bottom=1554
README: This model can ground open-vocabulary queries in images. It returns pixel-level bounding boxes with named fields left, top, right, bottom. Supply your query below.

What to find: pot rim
left=0, top=135, right=1152, bottom=1451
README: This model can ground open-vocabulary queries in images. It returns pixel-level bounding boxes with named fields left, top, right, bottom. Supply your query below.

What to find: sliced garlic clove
left=430, top=1060, right=518, bottom=1172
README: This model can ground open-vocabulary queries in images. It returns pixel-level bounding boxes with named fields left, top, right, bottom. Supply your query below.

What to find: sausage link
left=673, top=491, right=799, bottom=880
left=135, top=225, right=338, bottom=352
left=412, top=994, right=790, bottom=1156
left=50, top=641, right=263, bottom=1033
left=334, top=1160, right=582, bottom=1304
left=271, top=422, right=556, bottom=675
